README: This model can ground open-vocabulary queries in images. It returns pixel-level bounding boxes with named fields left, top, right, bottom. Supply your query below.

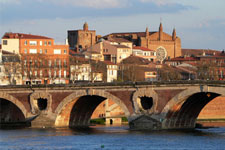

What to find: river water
left=0, top=126, right=225, bottom=150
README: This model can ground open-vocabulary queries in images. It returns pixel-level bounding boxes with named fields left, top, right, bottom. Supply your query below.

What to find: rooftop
left=107, top=37, right=132, bottom=43
left=2, top=32, right=52, bottom=39
left=133, top=46, right=154, bottom=52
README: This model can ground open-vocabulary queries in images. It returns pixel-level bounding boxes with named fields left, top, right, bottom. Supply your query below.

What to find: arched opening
left=0, top=98, right=28, bottom=128
left=37, top=98, right=47, bottom=111
left=69, top=95, right=106, bottom=128
left=165, top=92, right=220, bottom=129
left=140, top=96, right=153, bottom=110
left=55, top=93, right=129, bottom=128
left=91, top=99, right=126, bottom=126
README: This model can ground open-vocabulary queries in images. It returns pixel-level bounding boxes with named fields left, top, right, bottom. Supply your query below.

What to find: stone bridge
left=0, top=81, right=224, bottom=130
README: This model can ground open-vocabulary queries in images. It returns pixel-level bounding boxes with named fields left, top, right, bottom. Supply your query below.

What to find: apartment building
left=1, top=32, right=69, bottom=84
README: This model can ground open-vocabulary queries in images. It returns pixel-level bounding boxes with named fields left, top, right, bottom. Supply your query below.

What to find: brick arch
left=0, top=92, right=29, bottom=118
left=54, top=89, right=130, bottom=127
left=132, top=88, right=158, bottom=114
left=161, top=86, right=225, bottom=129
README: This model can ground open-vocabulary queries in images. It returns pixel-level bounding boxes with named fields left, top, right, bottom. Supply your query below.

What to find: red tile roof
left=169, top=56, right=199, bottom=61
left=2, top=32, right=52, bottom=39
left=133, top=46, right=154, bottom=52
left=182, top=49, right=221, bottom=56
left=107, top=37, right=132, bottom=43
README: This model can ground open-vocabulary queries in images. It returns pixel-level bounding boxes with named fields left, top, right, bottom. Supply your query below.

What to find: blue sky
left=0, top=0, right=225, bottom=50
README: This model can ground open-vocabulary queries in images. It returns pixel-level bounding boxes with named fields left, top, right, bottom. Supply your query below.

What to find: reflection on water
left=0, top=126, right=225, bottom=150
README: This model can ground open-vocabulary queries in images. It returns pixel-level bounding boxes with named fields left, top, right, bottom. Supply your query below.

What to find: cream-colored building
left=1, top=37, right=20, bottom=54
left=0, top=50, right=22, bottom=85
left=133, top=46, right=156, bottom=62
left=105, top=62, right=118, bottom=82
left=70, top=64, right=91, bottom=82
left=107, top=37, right=133, bottom=49
left=70, top=64, right=103, bottom=82
left=87, top=40, right=132, bottom=64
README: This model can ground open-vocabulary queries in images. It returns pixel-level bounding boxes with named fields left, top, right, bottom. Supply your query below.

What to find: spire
left=159, top=22, right=163, bottom=33
left=159, top=22, right=163, bottom=41
left=172, top=28, right=176, bottom=41
left=145, top=26, right=149, bottom=37
left=83, top=22, right=88, bottom=31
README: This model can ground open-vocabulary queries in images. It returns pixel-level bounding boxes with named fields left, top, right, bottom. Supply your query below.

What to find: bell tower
left=159, top=22, right=163, bottom=41
left=172, top=28, right=176, bottom=41
left=83, top=22, right=88, bottom=31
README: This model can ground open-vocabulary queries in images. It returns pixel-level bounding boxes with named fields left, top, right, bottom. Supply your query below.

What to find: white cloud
left=139, top=0, right=175, bottom=6
left=38, top=0, right=129, bottom=9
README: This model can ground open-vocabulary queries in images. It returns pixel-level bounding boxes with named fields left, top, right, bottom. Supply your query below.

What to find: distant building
left=69, top=56, right=104, bottom=83
left=133, top=46, right=156, bottom=62
left=105, top=23, right=181, bottom=62
left=105, top=61, right=118, bottom=82
left=119, top=55, right=158, bottom=81
left=0, top=50, right=22, bottom=85
left=1, top=32, right=69, bottom=85
left=87, top=40, right=132, bottom=64
left=68, top=22, right=96, bottom=52
left=182, top=49, right=221, bottom=57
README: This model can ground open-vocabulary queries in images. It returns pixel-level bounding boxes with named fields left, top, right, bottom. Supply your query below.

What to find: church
left=68, top=22, right=96, bottom=52
left=104, top=23, right=182, bottom=61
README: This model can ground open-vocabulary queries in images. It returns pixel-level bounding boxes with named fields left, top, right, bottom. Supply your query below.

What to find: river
left=0, top=126, right=225, bottom=150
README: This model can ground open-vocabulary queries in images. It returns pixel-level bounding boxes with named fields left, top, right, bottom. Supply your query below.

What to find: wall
left=198, top=96, right=225, bottom=119
left=1, top=39, right=20, bottom=54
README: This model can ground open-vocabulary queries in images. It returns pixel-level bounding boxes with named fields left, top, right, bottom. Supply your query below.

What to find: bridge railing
left=0, top=80, right=224, bottom=89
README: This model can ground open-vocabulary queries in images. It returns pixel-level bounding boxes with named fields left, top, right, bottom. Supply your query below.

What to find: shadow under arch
left=162, top=86, right=225, bottom=129
left=54, top=90, right=131, bottom=127
left=0, top=92, right=29, bottom=118
left=0, top=97, right=27, bottom=128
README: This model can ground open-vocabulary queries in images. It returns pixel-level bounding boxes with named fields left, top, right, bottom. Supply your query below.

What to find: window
left=3, top=40, right=7, bottom=45
left=64, top=59, right=67, bottom=67
left=64, top=70, right=67, bottom=78
left=49, top=60, right=52, bottom=67
left=40, top=70, right=43, bottom=77
left=49, top=70, right=51, bottom=77
left=54, top=70, right=57, bottom=77
left=45, top=49, right=47, bottom=54
left=35, top=70, right=37, bottom=77
left=64, top=49, right=67, bottom=54
left=40, top=41, right=42, bottom=46
left=48, top=41, right=51, bottom=45
left=24, top=40, right=27, bottom=45
left=24, top=49, right=27, bottom=54
left=54, top=49, right=61, bottom=54
left=40, top=60, right=43, bottom=67
left=44, top=41, right=47, bottom=46
left=23, top=60, right=27, bottom=66
left=59, top=60, right=61, bottom=67
left=29, top=49, right=37, bottom=54
left=59, top=70, right=61, bottom=78
left=29, top=41, right=37, bottom=45
left=34, top=60, right=38, bottom=67
left=40, top=49, right=42, bottom=54
left=54, top=60, right=57, bottom=67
